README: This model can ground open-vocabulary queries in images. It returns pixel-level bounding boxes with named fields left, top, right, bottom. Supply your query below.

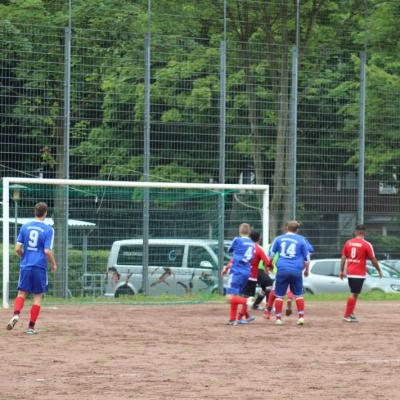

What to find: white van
left=104, top=239, right=231, bottom=297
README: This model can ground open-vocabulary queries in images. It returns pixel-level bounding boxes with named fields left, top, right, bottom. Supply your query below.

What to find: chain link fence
left=1, top=1, right=400, bottom=298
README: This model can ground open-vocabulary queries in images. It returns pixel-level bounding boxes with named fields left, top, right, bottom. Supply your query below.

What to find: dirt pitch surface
left=1, top=301, right=399, bottom=400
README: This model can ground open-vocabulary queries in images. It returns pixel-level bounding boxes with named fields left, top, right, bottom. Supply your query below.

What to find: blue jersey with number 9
left=17, top=221, right=54, bottom=270
left=269, top=233, right=309, bottom=273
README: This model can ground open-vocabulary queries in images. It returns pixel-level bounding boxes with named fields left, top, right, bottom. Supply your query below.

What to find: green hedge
left=0, top=245, right=109, bottom=297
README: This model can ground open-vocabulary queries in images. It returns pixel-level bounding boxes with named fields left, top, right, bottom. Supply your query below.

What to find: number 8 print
left=350, top=247, right=357, bottom=259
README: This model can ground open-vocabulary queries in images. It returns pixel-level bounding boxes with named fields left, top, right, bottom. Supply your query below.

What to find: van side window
left=117, top=245, right=184, bottom=268
left=188, top=246, right=215, bottom=269
left=117, top=245, right=142, bottom=265
left=150, top=246, right=184, bottom=268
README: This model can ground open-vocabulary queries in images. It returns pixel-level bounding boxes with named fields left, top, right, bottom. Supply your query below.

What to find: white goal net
left=2, top=177, right=269, bottom=308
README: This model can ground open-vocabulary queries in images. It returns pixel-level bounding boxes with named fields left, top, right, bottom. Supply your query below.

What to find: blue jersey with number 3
left=269, top=233, right=309, bottom=273
left=17, top=221, right=54, bottom=270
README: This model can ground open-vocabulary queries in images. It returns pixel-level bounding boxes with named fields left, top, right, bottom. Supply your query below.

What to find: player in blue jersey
left=6, top=202, right=57, bottom=335
left=269, top=220, right=310, bottom=326
left=222, top=223, right=255, bottom=325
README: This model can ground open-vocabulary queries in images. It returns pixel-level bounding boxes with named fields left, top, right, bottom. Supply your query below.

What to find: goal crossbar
left=2, top=177, right=269, bottom=308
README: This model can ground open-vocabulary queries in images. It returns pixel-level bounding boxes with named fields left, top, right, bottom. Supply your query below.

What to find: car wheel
left=369, top=288, right=384, bottom=293
left=115, top=285, right=135, bottom=298
left=304, top=288, right=314, bottom=295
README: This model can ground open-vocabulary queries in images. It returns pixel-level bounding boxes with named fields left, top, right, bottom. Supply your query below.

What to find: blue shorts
left=226, top=271, right=249, bottom=295
left=18, top=267, right=48, bottom=294
left=274, top=270, right=303, bottom=297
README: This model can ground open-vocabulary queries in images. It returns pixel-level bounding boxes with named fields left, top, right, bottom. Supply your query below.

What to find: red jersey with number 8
left=342, top=237, right=375, bottom=278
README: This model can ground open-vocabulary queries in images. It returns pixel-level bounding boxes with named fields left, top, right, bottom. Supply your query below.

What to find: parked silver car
left=104, top=239, right=231, bottom=297
left=303, top=259, right=400, bottom=294
left=381, top=260, right=400, bottom=274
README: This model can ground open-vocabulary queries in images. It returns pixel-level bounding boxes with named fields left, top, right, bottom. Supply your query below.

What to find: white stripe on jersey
left=364, top=239, right=375, bottom=258
left=49, top=227, right=55, bottom=250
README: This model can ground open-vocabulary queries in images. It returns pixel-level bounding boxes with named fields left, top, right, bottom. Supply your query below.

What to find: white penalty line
left=335, top=359, right=400, bottom=365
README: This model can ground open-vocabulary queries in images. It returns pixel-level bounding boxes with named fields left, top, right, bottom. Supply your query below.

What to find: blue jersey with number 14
left=17, top=221, right=54, bottom=270
left=269, top=233, right=309, bottom=273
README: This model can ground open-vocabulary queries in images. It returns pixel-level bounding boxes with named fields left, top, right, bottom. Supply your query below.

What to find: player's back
left=18, top=220, right=54, bottom=269
left=343, top=237, right=374, bottom=277
left=270, top=233, right=309, bottom=273
left=229, top=236, right=254, bottom=270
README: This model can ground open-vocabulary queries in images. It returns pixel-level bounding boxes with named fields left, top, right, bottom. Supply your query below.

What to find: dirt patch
left=0, top=301, right=398, bottom=400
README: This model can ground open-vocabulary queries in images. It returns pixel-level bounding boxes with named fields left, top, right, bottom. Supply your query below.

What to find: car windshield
left=367, top=262, right=400, bottom=279
left=381, top=260, right=400, bottom=272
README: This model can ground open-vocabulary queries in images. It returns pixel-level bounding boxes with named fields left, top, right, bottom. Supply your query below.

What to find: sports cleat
left=25, top=328, right=38, bottom=335
left=238, top=316, right=256, bottom=325
left=286, top=308, right=293, bottom=317
left=275, top=319, right=283, bottom=326
left=297, top=317, right=305, bottom=326
left=6, top=315, right=19, bottom=331
left=343, top=316, right=355, bottom=323
left=227, top=320, right=239, bottom=326
left=350, top=314, right=358, bottom=322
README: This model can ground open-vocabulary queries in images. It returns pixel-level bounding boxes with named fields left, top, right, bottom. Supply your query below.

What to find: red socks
left=230, top=303, right=238, bottom=321
left=295, top=297, right=305, bottom=317
left=344, top=296, right=356, bottom=318
left=238, top=303, right=249, bottom=320
left=14, top=296, right=25, bottom=315
left=267, top=290, right=276, bottom=310
left=29, top=305, right=41, bottom=329
left=275, top=298, right=283, bottom=319
left=229, top=296, right=247, bottom=321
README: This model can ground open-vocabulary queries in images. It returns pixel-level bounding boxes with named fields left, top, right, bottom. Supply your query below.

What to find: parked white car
left=104, top=239, right=231, bottom=297
left=303, top=259, right=400, bottom=294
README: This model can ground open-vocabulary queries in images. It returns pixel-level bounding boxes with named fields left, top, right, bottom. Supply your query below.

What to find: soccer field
left=1, top=301, right=398, bottom=400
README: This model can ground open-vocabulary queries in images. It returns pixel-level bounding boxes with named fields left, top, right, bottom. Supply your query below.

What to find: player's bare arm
left=45, top=249, right=57, bottom=272
left=15, top=243, right=24, bottom=258
left=339, top=255, right=347, bottom=280
left=221, top=259, right=232, bottom=276
left=371, top=257, right=383, bottom=278
left=303, top=261, right=310, bottom=277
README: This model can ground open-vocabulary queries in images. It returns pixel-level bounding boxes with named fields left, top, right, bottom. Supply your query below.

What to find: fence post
left=218, top=39, right=227, bottom=294
left=358, top=51, right=366, bottom=225
left=63, top=25, right=71, bottom=297
left=289, top=46, right=298, bottom=220
left=143, top=33, right=151, bottom=296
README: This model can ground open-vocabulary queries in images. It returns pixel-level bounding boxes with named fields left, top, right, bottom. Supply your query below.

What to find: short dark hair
left=34, top=202, right=48, bottom=218
left=355, top=224, right=366, bottom=232
left=250, top=231, right=260, bottom=243
left=286, top=220, right=300, bottom=233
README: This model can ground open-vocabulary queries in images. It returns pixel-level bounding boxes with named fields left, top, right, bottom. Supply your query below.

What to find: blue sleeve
left=228, top=237, right=238, bottom=254
left=301, top=239, right=309, bottom=261
left=16, top=225, right=25, bottom=244
left=305, top=239, right=314, bottom=253
left=44, top=228, right=54, bottom=250
left=269, top=238, right=279, bottom=257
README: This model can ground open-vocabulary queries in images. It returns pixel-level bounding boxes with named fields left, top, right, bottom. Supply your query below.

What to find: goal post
left=2, top=177, right=269, bottom=308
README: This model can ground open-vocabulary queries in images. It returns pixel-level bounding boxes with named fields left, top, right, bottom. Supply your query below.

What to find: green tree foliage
left=1, top=0, right=399, bottom=232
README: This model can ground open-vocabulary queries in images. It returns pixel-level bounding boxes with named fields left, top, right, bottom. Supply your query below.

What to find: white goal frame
left=2, top=177, right=269, bottom=308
